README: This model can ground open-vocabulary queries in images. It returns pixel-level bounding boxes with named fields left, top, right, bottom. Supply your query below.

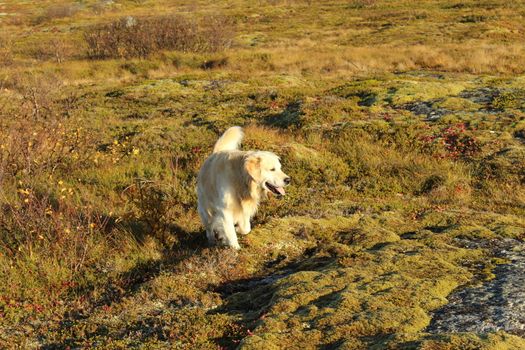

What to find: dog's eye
left=270, top=168, right=276, bottom=171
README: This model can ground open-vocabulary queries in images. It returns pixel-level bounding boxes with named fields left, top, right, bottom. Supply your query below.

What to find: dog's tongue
left=275, top=187, right=285, bottom=195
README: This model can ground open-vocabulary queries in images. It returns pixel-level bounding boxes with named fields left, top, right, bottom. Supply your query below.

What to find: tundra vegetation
left=0, top=0, right=524, bottom=349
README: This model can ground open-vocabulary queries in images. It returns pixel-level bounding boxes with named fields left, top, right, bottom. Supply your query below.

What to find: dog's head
left=244, top=151, right=291, bottom=197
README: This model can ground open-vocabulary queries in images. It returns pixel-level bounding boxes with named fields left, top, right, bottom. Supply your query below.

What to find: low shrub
left=33, top=3, right=81, bottom=24
left=26, top=37, right=77, bottom=63
left=6, top=73, right=63, bottom=119
left=419, top=123, right=481, bottom=160
left=84, top=15, right=234, bottom=59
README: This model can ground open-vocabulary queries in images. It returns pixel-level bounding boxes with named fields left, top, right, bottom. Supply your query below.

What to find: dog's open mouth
left=265, top=182, right=285, bottom=196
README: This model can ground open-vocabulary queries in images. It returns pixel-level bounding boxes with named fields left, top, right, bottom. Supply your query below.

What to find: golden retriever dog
left=197, top=126, right=291, bottom=249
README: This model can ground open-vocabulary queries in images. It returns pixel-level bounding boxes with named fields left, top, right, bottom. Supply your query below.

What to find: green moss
left=390, top=80, right=468, bottom=105
left=236, top=217, right=482, bottom=349
left=492, top=91, right=525, bottom=110
left=436, top=97, right=481, bottom=111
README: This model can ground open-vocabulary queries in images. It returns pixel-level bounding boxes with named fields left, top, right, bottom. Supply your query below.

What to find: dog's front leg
left=222, top=212, right=241, bottom=250
left=237, top=214, right=251, bottom=235
left=210, top=213, right=241, bottom=250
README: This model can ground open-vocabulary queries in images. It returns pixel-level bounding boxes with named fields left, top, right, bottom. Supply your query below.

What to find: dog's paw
left=230, top=242, right=241, bottom=250
left=236, top=222, right=251, bottom=235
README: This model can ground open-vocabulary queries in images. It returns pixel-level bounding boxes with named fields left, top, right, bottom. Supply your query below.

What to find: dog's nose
left=284, top=177, right=291, bottom=185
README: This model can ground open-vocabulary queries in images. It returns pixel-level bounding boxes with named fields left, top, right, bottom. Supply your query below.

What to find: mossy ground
left=1, top=0, right=525, bottom=349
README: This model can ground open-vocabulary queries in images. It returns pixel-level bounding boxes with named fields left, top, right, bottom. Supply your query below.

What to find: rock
left=403, top=100, right=450, bottom=121
left=427, top=238, right=525, bottom=336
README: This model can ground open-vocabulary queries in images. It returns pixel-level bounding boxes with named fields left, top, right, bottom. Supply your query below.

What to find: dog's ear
left=244, top=154, right=262, bottom=183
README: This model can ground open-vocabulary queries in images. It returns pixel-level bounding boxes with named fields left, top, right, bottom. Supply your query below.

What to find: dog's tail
left=213, top=126, right=244, bottom=153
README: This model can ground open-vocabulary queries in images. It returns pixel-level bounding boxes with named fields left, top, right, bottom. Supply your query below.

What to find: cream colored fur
left=197, top=127, right=290, bottom=249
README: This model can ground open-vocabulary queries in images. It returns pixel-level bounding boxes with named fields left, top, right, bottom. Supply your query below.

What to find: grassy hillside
left=1, top=0, right=524, bottom=348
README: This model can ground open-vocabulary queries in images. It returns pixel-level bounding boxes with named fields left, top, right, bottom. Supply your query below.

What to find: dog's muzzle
left=265, top=177, right=291, bottom=197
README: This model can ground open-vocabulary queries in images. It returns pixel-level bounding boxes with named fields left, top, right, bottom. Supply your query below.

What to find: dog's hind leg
left=198, top=202, right=209, bottom=227
left=198, top=204, right=214, bottom=244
